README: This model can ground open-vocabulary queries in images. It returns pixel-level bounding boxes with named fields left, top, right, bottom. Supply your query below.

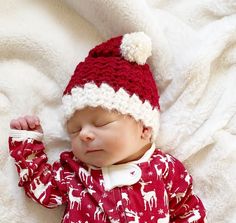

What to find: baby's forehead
left=73, top=106, right=123, bottom=118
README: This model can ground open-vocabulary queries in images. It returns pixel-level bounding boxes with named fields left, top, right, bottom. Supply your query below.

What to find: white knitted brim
left=62, top=83, right=160, bottom=141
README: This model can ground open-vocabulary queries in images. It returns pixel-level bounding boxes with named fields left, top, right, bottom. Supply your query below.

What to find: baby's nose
left=79, top=126, right=95, bottom=142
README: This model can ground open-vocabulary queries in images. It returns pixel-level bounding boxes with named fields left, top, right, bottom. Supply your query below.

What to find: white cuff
left=9, top=129, right=43, bottom=142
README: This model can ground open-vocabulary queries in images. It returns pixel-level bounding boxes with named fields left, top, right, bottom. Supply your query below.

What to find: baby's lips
left=85, top=147, right=103, bottom=153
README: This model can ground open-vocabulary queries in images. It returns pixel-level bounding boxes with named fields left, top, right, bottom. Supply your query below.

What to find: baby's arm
left=9, top=116, right=68, bottom=208
left=163, top=154, right=207, bottom=222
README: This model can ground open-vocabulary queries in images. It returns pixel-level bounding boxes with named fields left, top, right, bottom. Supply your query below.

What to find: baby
left=9, top=32, right=206, bottom=223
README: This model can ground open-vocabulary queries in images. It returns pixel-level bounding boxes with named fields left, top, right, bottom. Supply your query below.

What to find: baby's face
left=66, top=106, right=151, bottom=167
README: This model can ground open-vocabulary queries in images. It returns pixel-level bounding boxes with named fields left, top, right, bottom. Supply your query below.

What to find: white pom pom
left=120, top=32, right=152, bottom=65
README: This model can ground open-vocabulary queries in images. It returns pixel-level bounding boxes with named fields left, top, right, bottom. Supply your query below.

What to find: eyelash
left=94, top=121, right=114, bottom=127
left=69, top=121, right=114, bottom=134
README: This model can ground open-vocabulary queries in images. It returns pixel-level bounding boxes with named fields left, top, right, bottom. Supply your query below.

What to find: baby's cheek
left=71, top=140, right=80, bottom=152
left=71, top=146, right=82, bottom=160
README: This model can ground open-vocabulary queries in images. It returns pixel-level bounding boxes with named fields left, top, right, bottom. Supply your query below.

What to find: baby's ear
left=141, top=125, right=152, bottom=141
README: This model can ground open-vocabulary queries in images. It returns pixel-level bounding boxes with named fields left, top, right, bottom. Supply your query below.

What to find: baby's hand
left=10, top=115, right=43, bottom=133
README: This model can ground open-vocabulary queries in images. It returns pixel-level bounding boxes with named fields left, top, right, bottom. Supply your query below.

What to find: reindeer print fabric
left=9, top=135, right=206, bottom=222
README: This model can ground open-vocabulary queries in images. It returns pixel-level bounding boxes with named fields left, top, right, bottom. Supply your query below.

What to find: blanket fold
left=1, top=1, right=235, bottom=222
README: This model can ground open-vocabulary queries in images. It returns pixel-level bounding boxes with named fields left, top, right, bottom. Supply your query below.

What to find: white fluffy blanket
left=1, top=1, right=236, bottom=222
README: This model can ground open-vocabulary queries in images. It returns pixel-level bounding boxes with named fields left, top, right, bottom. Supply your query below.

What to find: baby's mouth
left=85, top=148, right=103, bottom=153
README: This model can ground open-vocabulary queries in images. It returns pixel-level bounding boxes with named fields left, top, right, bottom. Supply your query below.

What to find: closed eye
left=94, top=120, right=115, bottom=127
left=68, top=127, right=81, bottom=135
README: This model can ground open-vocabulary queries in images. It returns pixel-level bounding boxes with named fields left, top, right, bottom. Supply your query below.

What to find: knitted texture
left=63, top=35, right=159, bottom=109
left=62, top=32, right=160, bottom=140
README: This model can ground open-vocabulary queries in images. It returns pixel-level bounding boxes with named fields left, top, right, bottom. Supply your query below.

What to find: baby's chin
left=74, top=153, right=125, bottom=168
left=80, top=158, right=114, bottom=168
left=87, top=160, right=129, bottom=168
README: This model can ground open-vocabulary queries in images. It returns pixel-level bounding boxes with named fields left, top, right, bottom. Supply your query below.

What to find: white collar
left=101, top=143, right=156, bottom=191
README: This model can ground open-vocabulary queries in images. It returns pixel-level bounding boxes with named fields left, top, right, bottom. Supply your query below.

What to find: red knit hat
left=62, top=32, right=160, bottom=141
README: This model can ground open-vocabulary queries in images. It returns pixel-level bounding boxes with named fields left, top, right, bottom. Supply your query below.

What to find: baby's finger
left=34, top=116, right=40, bottom=126
left=18, top=117, right=30, bottom=130
left=24, top=116, right=37, bottom=129
left=10, top=119, right=22, bottom=130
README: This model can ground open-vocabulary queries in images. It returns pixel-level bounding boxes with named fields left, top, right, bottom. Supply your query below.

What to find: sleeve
left=8, top=129, right=69, bottom=208
left=163, top=153, right=207, bottom=223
